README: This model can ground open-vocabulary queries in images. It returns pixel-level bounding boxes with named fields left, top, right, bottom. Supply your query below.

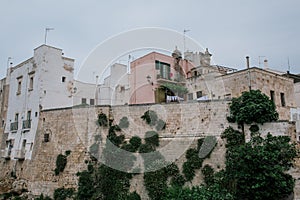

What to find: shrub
left=156, top=119, right=166, bottom=131
left=145, top=131, right=159, bottom=147
left=129, top=136, right=142, bottom=151
left=54, top=154, right=67, bottom=175
left=53, top=188, right=74, bottom=200
left=98, top=113, right=108, bottom=127
left=141, top=110, right=158, bottom=126
left=119, top=116, right=129, bottom=129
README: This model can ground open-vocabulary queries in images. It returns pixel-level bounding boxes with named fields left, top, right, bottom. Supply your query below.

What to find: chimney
left=246, top=56, right=250, bottom=69
left=263, top=59, right=268, bottom=69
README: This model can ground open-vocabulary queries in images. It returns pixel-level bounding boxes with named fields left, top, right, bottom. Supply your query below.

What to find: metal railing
left=0, top=149, right=11, bottom=159
left=22, top=119, right=31, bottom=129
left=10, top=122, right=18, bottom=131
left=14, top=149, right=25, bottom=160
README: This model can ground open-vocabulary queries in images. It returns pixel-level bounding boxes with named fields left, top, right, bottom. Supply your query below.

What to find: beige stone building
left=187, top=66, right=295, bottom=120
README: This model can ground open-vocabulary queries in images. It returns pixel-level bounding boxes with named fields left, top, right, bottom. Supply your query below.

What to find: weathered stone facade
left=0, top=102, right=298, bottom=198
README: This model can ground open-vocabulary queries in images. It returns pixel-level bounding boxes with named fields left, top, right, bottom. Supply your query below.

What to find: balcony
left=22, top=120, right=31, bottom=129
left=0, top=149, right=11, bottom=159
left=156, top=74, right=185, bottom=85
left=14, top=150, right=25, bottom=160
left=10, top=122, right=18, bottom=131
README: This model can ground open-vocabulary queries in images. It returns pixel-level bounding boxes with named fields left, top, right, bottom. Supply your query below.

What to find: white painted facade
left=2, top=45, right=74, bottom=160
left=73, top=80, right=97, bottom=106
left=98, top=63, right=130, bottom=105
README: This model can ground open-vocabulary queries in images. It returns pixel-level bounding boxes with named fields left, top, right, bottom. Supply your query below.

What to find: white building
left=98, top=63, right=130, bottom=105
left=1, top=45, right=74, bottom=160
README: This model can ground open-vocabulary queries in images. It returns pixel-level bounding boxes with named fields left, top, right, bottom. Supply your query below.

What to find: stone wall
left=0, top=102, right=298, bottom=198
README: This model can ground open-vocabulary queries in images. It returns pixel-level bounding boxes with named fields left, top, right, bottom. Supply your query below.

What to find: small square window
left=81, top=98, right=87, bottom=104
left=90, top=99, right=95, bottom=105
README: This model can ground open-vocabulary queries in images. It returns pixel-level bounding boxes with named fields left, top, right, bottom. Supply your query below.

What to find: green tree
left=222, top=127, right=297, bottom=200
left=227, top=90, right=278, bottom=127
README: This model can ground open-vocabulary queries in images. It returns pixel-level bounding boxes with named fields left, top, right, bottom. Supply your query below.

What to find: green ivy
left=141, top=110, right=158, bottom=126
left=54, top=154, right=67, bottom=176
left=201, top=164, right=215, bottom=186
left=129, top=136, right=142, bottom=152
left=53, top=188, right=74, bottom=200
left=145, top=131, right=159, bottom=147
left=98, top=113, right=108, bottom=127
left=119, top=116, right=129, bottom=129
left=155, top=119, right=166, bottom=131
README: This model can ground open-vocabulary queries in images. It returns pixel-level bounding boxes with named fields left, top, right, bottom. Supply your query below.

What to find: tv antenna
left=183, top=29, right=190, bottom=59
left=44, top=28, right=54, bottom=44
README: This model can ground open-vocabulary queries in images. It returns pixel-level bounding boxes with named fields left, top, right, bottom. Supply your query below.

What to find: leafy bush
left=54, top=154, right=67, bottom=175
left=98, top=113, right=108, bottom=127
left=227, top=90, right=278, bottom=125
left=201, top=165, right=215, bottom=186
left=129, top=136, right=142, bottom=151
left=119, top=116, right=129, bottom=129
left=53, top=188, right=74, bottom=200
left=249, top=124, right=259, bottom=133
left=145, top=131, right=159, bottom=147
left=141, top=110, right=158, bottom=126
left=156, top=119, right=166, bottom=131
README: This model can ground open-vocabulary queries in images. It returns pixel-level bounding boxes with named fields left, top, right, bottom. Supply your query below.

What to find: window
left=280, top=93, right=286, bottom=107
left=90, top=99, right=95, bottom=105
left=15, top=113, right=19, bottom=122
left=44, top=134, right=50, bottom=142
left=270, top=90, right=275, bottom=103
left=62, top=76, right=66, bottom=83
left=29, top=76, right=34, bottom=90
left=17, top=77, right=22, bottom=95
left=196, top=91, right=203, bottom=98
left=81, top=98, right=87, bottom=104
left=27, top=111, right=31, bottom=120
left=35, top=112, right=38, bottom=117
left=194, top=71, right=198, bottom=77
left=155, top=60, right=171, bottom=80
left=28, top=72, right=35, bottom=91
left=188, top=93, right=193, bottom=100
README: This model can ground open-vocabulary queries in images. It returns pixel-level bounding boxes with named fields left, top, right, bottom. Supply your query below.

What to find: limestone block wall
left=0, top=102, right=297, bottom=198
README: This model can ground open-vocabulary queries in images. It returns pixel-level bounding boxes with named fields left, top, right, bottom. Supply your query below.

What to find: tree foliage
left=222, top=127, right=297, bottom=200
left=227, top=90, right=278, bottom=125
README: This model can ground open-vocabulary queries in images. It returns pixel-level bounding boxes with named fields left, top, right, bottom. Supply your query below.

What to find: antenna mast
left=44, top=28, right=54, bottom=44
left=183, top=29, right=190, bottom=60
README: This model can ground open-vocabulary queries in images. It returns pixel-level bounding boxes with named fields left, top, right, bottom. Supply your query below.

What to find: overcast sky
left=0, top=0, right=299, bottom=79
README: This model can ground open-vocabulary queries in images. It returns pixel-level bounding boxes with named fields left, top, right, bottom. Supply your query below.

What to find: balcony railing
left=22, top=120, right=31, bottom=129
left=10, top=122, right=18, bottom=131
left=0, top=149, right=11, bottom=159
left=14, top=149, right=25, bottom=160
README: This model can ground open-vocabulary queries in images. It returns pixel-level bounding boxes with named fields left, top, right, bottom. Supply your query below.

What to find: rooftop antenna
left=7, top=57, right=12, bottom=69
left=183, top=29, right=190, bottom=59
left=258, top=56, right=265, bottom=68
left=44, top=27, right=54, bottom=44
left=287, top=57, right=291, bottom=73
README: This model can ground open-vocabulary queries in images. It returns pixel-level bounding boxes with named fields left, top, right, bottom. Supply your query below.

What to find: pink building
left=129, top=49, right=194, bottom=104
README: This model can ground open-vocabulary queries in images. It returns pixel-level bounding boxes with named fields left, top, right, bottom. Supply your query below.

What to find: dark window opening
left=62, top=76, right=66, bottom=82
left=90, top=99, right=95, bottom=105
left=280, top=93, right=286, bottom=107
left=270, top=90, right=275, bottom=103
left=44, top=134, right=50, bottom=142
left=81, top=98, right=87, bottom=104
left=196, top=91, right=203, bottom=98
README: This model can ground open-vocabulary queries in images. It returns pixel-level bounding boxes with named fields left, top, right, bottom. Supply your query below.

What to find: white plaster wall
left=36, top=45, right=74, bottom=110
left=73, top=80, right=96, bottom=106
